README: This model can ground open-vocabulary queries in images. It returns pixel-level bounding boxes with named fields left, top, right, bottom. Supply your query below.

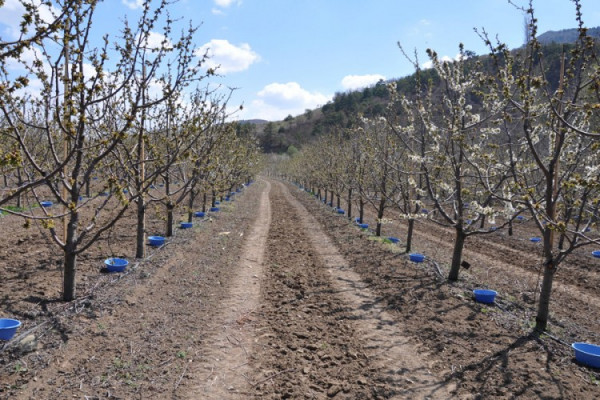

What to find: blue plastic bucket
left=572, top=342, right=600, bottom=368
left=194, top=211, right=205, bottom=218
left=148, top=236, right=165, bottom=247
left=473, top=289, right=497, bottom=304
left=592, top=250, right=600, bottom=258
left=409, top=253, right=425, bottom=263
left=530, top=237, right=541, bottom=243
left=388, top=237, right=400, bottom=244
left=358, top=223, right=369, bottom=229
left=0, top=318, right=21, bottom=341
left=210, top=207, right=220, bottom=212
left=180, top=222, right=193, bottom=229
left=40, top=201, right=53, bottom=208
left=337, top=209, right=345, bottom=215
left=104, top=257, right=128, bottom=272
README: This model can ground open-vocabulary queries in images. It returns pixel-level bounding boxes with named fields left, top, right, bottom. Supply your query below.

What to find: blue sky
left=2, top=0, right=600, bottom=121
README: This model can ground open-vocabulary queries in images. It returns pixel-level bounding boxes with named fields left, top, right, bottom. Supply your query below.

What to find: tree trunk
left=359, top=199, right=364, bottom=224
left=535, top=225, right=557, bottom=331
left=62, top=210, right=79, bottom=301
left=211, top=190, right=216, bottom=207
left=406, top=218, right=415, bottom=253
left=16, top=167, right=23, bottom=208
left=347, top=188, right=352, bottom=220
left=535, top=259, right=556, bottom=331
left=166, top=203, right=174, bottom=237
left=336, top=194, right=340, bottom=210
left=187, top=189, right=195, bottom=223
left=202, top=192, right=207, bottom=212
left=375, top=197, right=385, bottom=237
left=63, top=250, right=77, bottom=301
left=558, top=233, right=565, bottom=251
left=508, top=219, right=513, bottom=236
left=448, top=228, right=466, bottom=281
left=135, top=198, right=145, bottom=258
left=479, top=215, right=486, bottom=229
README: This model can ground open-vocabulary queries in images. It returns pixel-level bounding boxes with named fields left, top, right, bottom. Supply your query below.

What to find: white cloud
left=214, top=0, right=241, bottom=7
left=122, top=0, right=144, bottom=10
left=196, top=39, right=259, bottom=74
left=0, top=0, right=58, bottom=39
left=13, top=77, right=43, bottom=99
left=341, top=74, right=386, bottom=90
left=5, top=46, right=41, bottom=70
left=211, top=0, right=241, bottom=15
left=146, top=78, right=165, bottom=100
left=142, top=31, right=173, bottom=50
left=82, top=63, right=98, bottom=81
left=421, top=53, right=462, bottom=69
left=243, top=82, right=330, bottom=121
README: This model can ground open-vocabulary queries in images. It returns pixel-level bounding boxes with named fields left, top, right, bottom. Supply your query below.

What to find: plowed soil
left=1, top=178, right=599, bottom=399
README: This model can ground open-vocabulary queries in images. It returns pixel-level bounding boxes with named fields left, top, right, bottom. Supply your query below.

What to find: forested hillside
left=255, top=27, right=599, bottom=154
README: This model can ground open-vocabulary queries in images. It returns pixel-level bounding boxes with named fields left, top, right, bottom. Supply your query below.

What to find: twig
left=542, top=331, right=570, bottom=347
left=241, top=372, right=252, bottom=383
left=158, top=357, right=174, bottom=368
left=431, top=261, right=444, bottom=278
left=174, top=363, right=188, bottom=389
left=231, top=362, right=249, bottom=371
left=252, top=368, right=296, bottom=387
left=226, top=335, right=249, bottom=358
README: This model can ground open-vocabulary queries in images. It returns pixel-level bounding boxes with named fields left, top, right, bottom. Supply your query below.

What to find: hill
left=257, top=27, right=599, bottom=154
left=537, top=26, right=600, bottom=45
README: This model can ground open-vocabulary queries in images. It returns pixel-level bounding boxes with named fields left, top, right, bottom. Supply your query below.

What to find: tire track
left=277, top=181, right=454, bottom=399
left=186, top=179, right=272, bottom=399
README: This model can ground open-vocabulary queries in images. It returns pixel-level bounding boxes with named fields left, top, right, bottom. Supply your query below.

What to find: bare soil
left=0, top=178, right=599, bottom=399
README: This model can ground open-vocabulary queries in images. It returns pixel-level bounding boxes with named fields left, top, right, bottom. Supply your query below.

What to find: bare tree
left=0, top=0, right=205, bottom=300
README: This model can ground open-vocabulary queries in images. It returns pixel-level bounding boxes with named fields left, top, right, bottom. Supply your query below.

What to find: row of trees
left=277, top=2, right=600, bottom=332
left=0, top=1, right=261, bottom=301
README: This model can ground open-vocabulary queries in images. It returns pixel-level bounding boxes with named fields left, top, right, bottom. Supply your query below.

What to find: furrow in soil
left=186, top=180, right=272, bottom=399
left=249, top=180, right=453, bottom=399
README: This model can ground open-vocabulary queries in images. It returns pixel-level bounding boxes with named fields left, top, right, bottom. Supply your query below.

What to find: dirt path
left=279, top=182, right=454, bottom=399
left=186, top=179, right=272, bottom=398
left=248, top=180, right=454, bottom=399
